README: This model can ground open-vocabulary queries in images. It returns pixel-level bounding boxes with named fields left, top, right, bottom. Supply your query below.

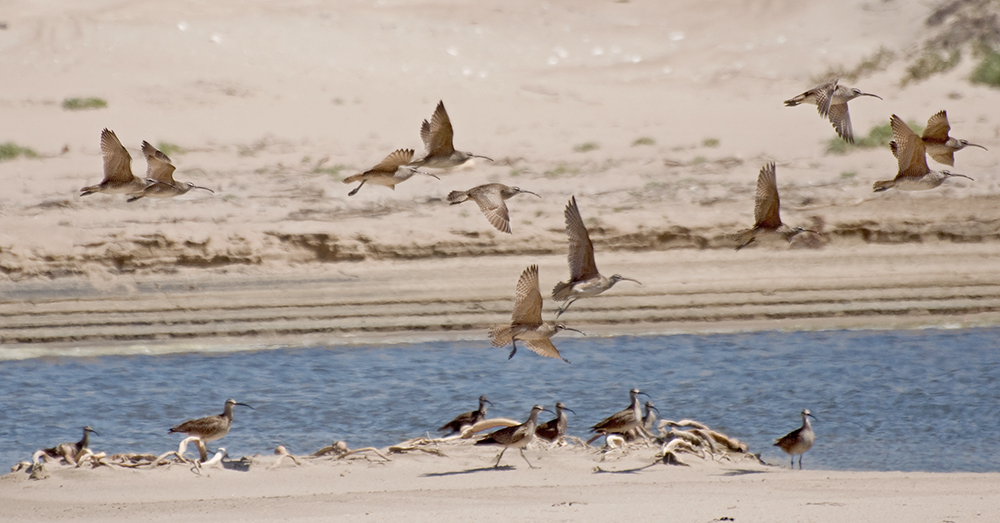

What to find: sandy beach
left=2, top=0, right=1000, bottom=520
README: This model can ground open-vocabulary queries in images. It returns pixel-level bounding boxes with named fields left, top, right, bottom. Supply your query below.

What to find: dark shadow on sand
left=422, top=465, right=516, bottom=477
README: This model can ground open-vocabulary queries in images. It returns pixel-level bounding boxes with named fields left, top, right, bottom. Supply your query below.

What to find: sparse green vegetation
left=840, top=171, right=857, bottom=179
left=825, top=120, right=923, bottom=155
left=509, top=167, right=525, bottom=177
left=314, top=164, right=348, bottom=177
left=970, top=45, right=1000, bottom=87
left=544, top=163, right=580, bottom=178
left=573, top=142, right=599, bottom=153
left=702, top=137, right=720, bottom=148
left=0, top=142, right=39, bottom=161
left=901, top=49, right=961, bottom=86
left=691, top=156, right=707, bottom=164
left=156, top=142, right=184, bottom=156
left=814, top=46, right=896, bottom=84
left=632, top=136, right=655, bottom=146
left=62, top=97, right=108, bottom=110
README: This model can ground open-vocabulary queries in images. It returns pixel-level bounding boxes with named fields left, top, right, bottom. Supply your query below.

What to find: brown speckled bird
left=128, top=141, right=214, bottom=202
left=447, top=183, right=539, bottom=234
left=80, top=128, right=154, bottom=197
left=408, top=100, right=492, bottom=169
left=875, top=115, right=974, bottom=192
left=784, top=79, right=881, bottom=143
left=489, top=265, right=583, bottom=363
left=343, top=148, right=439, bottom=196
left=890, top=110, right=986, bottom=166
left=735, top=163, right=814, bottom=250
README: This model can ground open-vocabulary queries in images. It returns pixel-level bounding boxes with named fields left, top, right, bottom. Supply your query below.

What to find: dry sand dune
left=2, top=0, right=1000, bottom=520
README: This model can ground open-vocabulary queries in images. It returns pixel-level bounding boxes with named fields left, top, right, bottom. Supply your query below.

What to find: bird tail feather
left=551, top=281, right=573, bottom=301
left=488, top=324, right=512, bottom=347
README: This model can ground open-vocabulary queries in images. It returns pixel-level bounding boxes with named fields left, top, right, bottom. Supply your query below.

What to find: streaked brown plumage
left=774, top=409, right=817, bottom=469
left=80, top=128, right=153, bottom=196
left=535, top=402, right=575, bottom=442
left=127, top=141, right=214, bottom=202
left=784, top=79, right=882, bottom=143
left=408, top=100, right=492, bottom=169
left=489, top=264, right=583, bottom=363
left=590, top=388, right=648, bottom=438
left=890, top=110, right=987, bottom=166
left=343, top=148, right=439, bottom=196
left=552, top=196, right=640, bottom=316
left=475, top=404, right=550, bottom=468
left=41, top=426, right=98, bottom=464
left=169, top=398, right=252, bottom=460
left=438, top=395, right=493, bottom=434
left=735, top=163, right=813, bottom=250
left=447, top=183, right=539, bottom=234
left=875, top=115, right=974, bottom=192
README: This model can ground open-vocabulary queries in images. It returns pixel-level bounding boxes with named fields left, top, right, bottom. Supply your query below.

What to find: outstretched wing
left=424, top=100, right=455, bottom=157
left=369, top=149, right=414, bottom=174
left=890, top=115, right=928, bottom=180
left=100, top=128, right=133, bottom=183
left=921, top=110, right=950, bottom=143
left=141, top=141, right=177, bottom=183
left=753, top=162, right=782, bottom=229
left=474, top=189, right=512, bottom=234
left=564, top=196, right=598, bottom=281
left=511, top=264, right=543, bottom=327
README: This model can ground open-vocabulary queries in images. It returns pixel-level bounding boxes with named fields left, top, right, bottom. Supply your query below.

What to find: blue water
left=2, top=328, right=998, bottom=472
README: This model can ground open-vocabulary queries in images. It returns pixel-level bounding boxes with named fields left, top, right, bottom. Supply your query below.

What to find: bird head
left=225, top=398, right=254, bottom=410
left=185, top=182, right=214, bottom=194
left=958, top=139, right=987, bottom=151
left=479, top=395, right=494, bottom=407
left=511, top=186, right=541, bottom=198
left=83, top=426, right=99, bottom=436
left=802, top=409, right=818, bottom=421
left=555, top=402, right=576, bottom=415
left=554, top=323, right=585, bottom=336
left=941, top=170, right=974, bottom=181
left=645, top=401, right=660, bottom=414
left=609, top=274, right=642, bottom=286
left=851, top=88, right=882, bottom=101
left=460, top=151, right=494, bottom=163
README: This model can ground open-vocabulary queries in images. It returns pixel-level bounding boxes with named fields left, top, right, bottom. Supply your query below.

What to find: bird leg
left=555, top=298, right=578, bottom=318
left=519, top=448, right=537, bottom=469
left=348, top=181, right=365, bottom=196
left=494, top=448, right=507, bottom=467
left=508, top=340, right=518, bottom=359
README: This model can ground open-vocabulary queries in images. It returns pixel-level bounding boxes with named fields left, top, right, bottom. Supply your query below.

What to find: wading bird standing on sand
left=39, top=426, right=98, bottom=465
left=784, top=79, right=882, bottom=143
left=588, top=388, right=650, bottom=444
left=438, top=395, right=493, bottom=435
left=774, top=409, right=817, bottom=470
left=169, top=398, right=253, bottom=461
left=535, top=402, right=575, bottom=443
left=475, top=404, right=551, bottom=468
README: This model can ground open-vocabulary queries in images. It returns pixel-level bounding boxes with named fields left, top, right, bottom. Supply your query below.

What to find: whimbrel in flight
left=735, top=163, right=813, bottom=250
left=438, top=395, right=494, bottom=435
left=343, top=148, right=439, bottom=196
left=489, top=264, right=584, bottom=363
left=890, top=110, right=987, bottom=166
left=774, top=409, right=817, bottom=469
left=475, top=404, right=551, bottom=468
left=168, top=398, right=253, bottom=461
left=80, top=128, right=155, bottom=196
left=128, top=141, right=214, bottom=202
left=535, top=402, right=576, bottom=443
left=41, top=426, right=98, bottom=464
left=552, top=196, right=640, bottom=316
left=447, top=183, right=540, bottom=234
left=408, top=100, right=493, bottom=169
left=874, top=114, right=974, bottom=192
left=588, top=388, right=650, bottom=444
left=784, top=79, right=882, bottom=143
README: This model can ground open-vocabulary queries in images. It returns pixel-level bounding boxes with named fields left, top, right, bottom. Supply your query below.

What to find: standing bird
left=735, top=163, right=813, bottom=250
left=128, top=141, right=214, bottom=202
left=343, top=148, right=439, bottom=196
left=408, top=100, right=493, bottom=169
left=589, top=388, right=650, bottom=444
left=40, top=426, right=99, bottom=465
left=774, top=409, right=817, bottom=469
left=475, top=404, right=551, bottom=468
left=552, top=196, right=641, bottom=316
left=489, top=264, right=584, bottom=363
left=80, top=128, right=154, bottom=197
left=784, top=79, right=882, bottom=143
left=890, top=110, right=987, bottom=166
left=535, top=402, right=576, bottom=443
left=447, top=183, right=540, bottom=234
left=438, top=395, right=494, bottom=435
left=168, top=398, right=253, bottom=461
left=874, top=114, right=974, bottom=192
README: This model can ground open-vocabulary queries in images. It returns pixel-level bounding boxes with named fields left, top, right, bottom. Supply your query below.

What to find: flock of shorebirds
left=31, top=389, right=813, bottom=473
left=58, top=79, right=987, bottom=474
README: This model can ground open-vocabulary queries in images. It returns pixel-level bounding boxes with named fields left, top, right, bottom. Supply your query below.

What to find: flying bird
left=735, top=163, right=814, bottom=250
left=408, top=100, right=493, bottom=169
left=874, top=114, right=974, bottom=192
left=784, top=79, right=882, bottom=143
left=343, top=148, right=438, bottom=196
left=447, top=183, right=539, bottom=234
left=128, top=141, right=214, bottom=201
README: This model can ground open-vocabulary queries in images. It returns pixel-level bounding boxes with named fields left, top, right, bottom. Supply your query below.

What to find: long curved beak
left=968, top=143, right=988, bottom=151
left=806, top=412, right=818, bottom=421
left=946, top=173, right=974, bottom=181
left=622, top=277, right=642, bottom=286
left=484, top=399, right=495, bottom=407
left=648, top=405, right=660, bottom=414
left=542, top=408, right=555, bottom=415
left=86, top=428, right=100, bottom=436
left=235, top=402, right=254, bottom=410
left=522, top=190, right=541, bottom=198
left=637, top=391, right=650, bottom=398
left=563, top=327, right=586, bottom=336
left=473, top=155, right=494, bottom=162
left=193, top=186, right=214, bottom=193
left=563, top=407, right=577, bottom=415
left=412, top=168, right=440, bottom=180
left=862, top=92, right=883, bottom=100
